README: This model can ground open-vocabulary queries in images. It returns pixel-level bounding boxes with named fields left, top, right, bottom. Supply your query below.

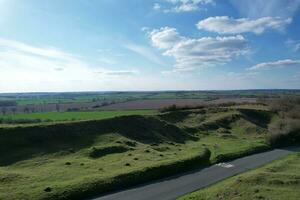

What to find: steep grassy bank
left=0, top=106, right=274, bottom=199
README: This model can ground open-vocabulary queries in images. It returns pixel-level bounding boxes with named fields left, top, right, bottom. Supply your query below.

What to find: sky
left=0, top=0, right=300, bottom=92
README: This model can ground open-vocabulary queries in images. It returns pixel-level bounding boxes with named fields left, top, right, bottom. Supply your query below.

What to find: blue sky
left=0, top=0, right=300, bottom=92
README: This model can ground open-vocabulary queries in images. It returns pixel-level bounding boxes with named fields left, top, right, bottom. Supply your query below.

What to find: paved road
left=92, top=147, right=299, bottom=200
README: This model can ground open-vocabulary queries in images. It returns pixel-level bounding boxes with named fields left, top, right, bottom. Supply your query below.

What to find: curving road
left=91, top=147, right=299, bottom=200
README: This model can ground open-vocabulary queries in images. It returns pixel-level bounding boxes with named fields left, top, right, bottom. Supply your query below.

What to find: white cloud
left=221, top=71, right=259, bottom=80
left=153, top=3, right=161, bottom=11
left=197, top=16, right=292, bottom=34
left=168, top=3, right=198, bottom=12
left=124, top=43, right=165, bottom=65
left=157, top=0, right=214, bottom=13
left=286, top=39, right=300, bottom=52
left=247, top=59, right=300, bottom=70
left=230, top=0, right=300, bottom=18
left=148, top=27, right=248, bottom=70
left=97, top=70, right=138, bottom=76
left=148, top=27, right=183, bottom=49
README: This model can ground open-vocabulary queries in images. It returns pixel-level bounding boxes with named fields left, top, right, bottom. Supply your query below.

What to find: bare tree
left=24, top=107, right=30, bottom=113
left=11, top=107, right=17, bottom=114
left=56, top=103, right=60, bottom=112
left=1, top=107, right=7, bottom=115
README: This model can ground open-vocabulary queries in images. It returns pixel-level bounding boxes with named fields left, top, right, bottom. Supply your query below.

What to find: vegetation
left=0, top=110, right=156, bottom=125
left=1, top=90, right=299, bottom=106
left=0, top=100, right=17, bottom=107
left=266, top=96, right=300, bottom=147
left=178, top=151, right=300, bottom=200
left=0, top=104, right=275, bottom=199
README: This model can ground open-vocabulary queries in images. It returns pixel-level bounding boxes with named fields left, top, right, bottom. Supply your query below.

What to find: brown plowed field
left=99, top=98, right=256, bottom=110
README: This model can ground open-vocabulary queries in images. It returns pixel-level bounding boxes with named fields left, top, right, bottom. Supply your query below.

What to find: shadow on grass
left=0, top=115, right=194, bottom=166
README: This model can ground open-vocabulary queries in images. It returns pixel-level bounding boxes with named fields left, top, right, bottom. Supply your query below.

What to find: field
left=99, top=98, right=256, bottom=110
left=0, top=104, right=273, bottom=200
left=0, top=110, right=156, bottom=124
left=178, top=151, right=300, bottom=200
left=1, top=90, right=299, bottom=115
left=1, top=90, right=298, bottom=106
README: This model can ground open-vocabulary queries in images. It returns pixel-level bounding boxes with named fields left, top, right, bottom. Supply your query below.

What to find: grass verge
left=178, top=151, right=300, bottom=200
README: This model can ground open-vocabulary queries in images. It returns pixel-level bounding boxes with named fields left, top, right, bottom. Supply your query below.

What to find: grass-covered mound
left=0, top=114, right=206, bottom=200
left=0, top=105, right=276, bottom=200
left=0, top=115, right=193, bottom=166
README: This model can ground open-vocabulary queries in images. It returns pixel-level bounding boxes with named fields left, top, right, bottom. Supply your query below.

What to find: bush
left=213, top=144, right=270, bottom=163
left=268, top=118, right=300, bottom=147
left=160, top=104, right=179, bottom=112
left=265, top=96, right=300, bottom=147
left=0, top=118, right=42, bottom=124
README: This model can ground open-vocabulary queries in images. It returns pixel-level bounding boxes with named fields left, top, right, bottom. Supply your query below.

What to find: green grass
left=178, top=151, right=300, bottom=200
left=0, top=118, right=208, bottom=200
left=0, top=106, right=275, bottom=200
left=0, top=110, right=156, bottom=123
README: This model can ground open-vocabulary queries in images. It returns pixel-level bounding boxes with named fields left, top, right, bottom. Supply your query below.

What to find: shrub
left=213, top=144, right=270, bottom=163
left=0, top=118, right=42, bottom=124
left=268, top=118, right=300, bottom=147
left=160, top=104, right=178, bottom=112
left=265, top=96, right=300, bottom=147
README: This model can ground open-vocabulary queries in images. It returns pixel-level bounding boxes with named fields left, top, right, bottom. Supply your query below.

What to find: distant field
left=0, top=110, right=156, bottom=123
left=178, top=151, right=300, bottom=200
left=1, top=90, right=298, bottom=106
left=99, top=98, right=257, bottom=110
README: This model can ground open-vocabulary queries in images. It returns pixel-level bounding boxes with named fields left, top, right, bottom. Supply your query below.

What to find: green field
left=0, top=110, right=156, bottom=124
left=179, top=151, right=300, bottom=200
left=1, top=90, right=299, bottom=105
left=0, top=105, right=273, bottom=200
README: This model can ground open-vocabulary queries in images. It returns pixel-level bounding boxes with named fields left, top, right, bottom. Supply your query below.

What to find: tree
left=1, top=107, right=7, bottom=115
left=56, top=103, right=60, bottom=112
left=24, top=107, right=30, bottom=113
left=11, top=107, right=17, bottom=114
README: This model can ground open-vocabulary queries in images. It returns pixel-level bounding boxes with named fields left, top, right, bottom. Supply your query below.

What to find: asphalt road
left=92, top=147, right=299, bottom=200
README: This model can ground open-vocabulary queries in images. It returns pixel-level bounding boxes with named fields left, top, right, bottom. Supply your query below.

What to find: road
left=91, top=147, right=299, bottom=200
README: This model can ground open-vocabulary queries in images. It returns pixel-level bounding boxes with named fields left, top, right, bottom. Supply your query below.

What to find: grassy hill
left=0, top=105, right=280, bottom=199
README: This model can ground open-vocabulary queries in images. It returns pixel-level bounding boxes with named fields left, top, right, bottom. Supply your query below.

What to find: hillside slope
left=0, top=106, right=273, bottom=200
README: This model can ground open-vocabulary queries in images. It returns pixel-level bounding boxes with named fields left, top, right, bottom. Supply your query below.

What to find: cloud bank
left=197, top=16, right=292, bottom=34
left=148, top=27, right=248, bottom=71
left=248, top=59, right=300, bottom=70
left=230, top=0, right=300, bottom=18
left=154, top=0, right=214, bottom=13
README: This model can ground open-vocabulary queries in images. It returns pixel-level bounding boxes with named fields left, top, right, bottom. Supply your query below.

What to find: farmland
left=1, top=90, right=299, bottom=106
left=0, top=110, right=156, bottom=125
left=1, top=90, right=299, bottom=115
left=99, top=98, right=256, bottom=110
